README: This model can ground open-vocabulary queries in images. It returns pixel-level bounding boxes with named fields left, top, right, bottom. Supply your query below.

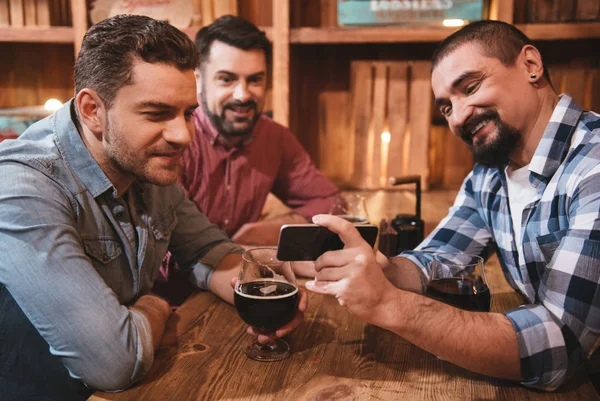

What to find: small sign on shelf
left=337, top=0, right=485, bottom=27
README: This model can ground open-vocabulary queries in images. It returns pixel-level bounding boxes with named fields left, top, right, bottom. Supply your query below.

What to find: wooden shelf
left=289, top=22, right=600, bottom=45
left=516, top=22, right=600, bottom=40
left=182, top=26, right=273, bottom=42
left=0, top=27, right=75, bottom=44
left=290, top=26, right=459, bottom=44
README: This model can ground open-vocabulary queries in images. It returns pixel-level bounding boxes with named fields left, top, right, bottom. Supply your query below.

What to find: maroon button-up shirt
left=152, top=107, right=342, bottom=305
left=181, top=107, right=342, bottom=236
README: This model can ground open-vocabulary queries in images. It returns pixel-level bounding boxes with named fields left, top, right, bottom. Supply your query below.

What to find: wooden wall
left=0, top=43, right=74, bottom=107
left=289, top=33, right=600, bottom=190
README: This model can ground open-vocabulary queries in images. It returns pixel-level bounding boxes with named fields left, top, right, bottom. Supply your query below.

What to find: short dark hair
left=194, top=15, right=271, bottom=68
left=75, top=14, right=200, bottom=109
left=432, top=20, right=552, bottom=88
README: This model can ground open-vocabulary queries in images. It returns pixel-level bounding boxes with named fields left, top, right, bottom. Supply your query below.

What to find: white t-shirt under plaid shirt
left=403, top=94, right=600, bottom=390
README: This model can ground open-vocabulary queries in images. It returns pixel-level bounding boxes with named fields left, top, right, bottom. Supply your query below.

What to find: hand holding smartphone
left=276, top=224, right=378, bottom=261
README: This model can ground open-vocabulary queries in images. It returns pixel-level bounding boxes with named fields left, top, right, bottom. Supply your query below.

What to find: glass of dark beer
left=424, top=252, right=491, bottom=312
left=234, top=247, right=299, bottom=361
left=329, top=193, right=370, bottom=224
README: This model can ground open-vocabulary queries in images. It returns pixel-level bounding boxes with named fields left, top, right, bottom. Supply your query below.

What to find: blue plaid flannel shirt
left=403, top=94, right=600, bottom=390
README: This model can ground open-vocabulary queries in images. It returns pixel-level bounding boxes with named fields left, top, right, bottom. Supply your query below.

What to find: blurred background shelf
left=290, top=22, right=600, bottom=44
left=290, top=26, right=458, bottom=44
left=516, top=22, right=600, bottom=40
left=0, top=26, right=74, bottom=43
left=1, top=0, right=599, bottom=191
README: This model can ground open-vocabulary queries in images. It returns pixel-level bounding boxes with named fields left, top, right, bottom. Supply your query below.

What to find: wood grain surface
left=89, top=265, right=599, bottom=401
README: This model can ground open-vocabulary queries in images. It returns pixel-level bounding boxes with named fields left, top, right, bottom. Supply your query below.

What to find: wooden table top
left=89, top=254, right=599, bottom=401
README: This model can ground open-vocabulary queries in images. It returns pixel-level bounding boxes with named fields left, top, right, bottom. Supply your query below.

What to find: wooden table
left=89, top=255, right=599, bottom=401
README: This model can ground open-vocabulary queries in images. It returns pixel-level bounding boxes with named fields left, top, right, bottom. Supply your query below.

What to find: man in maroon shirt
left=152, top=15, right=344, bottom=304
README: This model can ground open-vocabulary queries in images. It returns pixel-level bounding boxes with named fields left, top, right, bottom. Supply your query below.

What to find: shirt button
left=226, top=185, right=231, bottom=192
left=102, top=254, right=109, bottom=262
left=113, top=205, right=125, bottom=218
left=224, top=219, right=229, bottom=225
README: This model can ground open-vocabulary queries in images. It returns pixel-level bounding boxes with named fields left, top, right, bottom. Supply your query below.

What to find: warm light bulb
left=44, top=98, right=63, bottom=111
left=443, top=19, right=466, bottom=27
left=381, top=131, right=391, bottom=144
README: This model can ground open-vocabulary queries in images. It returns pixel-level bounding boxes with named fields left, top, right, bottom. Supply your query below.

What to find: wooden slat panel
left=489, top=0, right=514, bottom=23
left=350, top=62, right=373, bottom=188
left=0, top=43, right=74, bottom=108
left=9, top=0, right=24, bottom=27
left=23, top=0, right=36, bottom=26
left=60, top=0, right=69, bottom=25
left=557, top=0, right=576, bottom=21
left=201, top=0, right=213, bottom=25
left=318, top=91, right=351, bottom=185
left=589, top=69, right=600, bottom=113
left=36, top=0, right=50, bottom=26
left=386, top=62, right=409, bottom=182
left=407, top=61, right=432, bottom=190
left=70, top=0, right=87, bottom=57
left=213, top=0, right=237, bottom=18
left=0, top=0, right=10, bottom=26
left=371, top=63, right=387, bottom=188
left=272, top=0, right=289, bottom=126
left=575, top=0, right=600, bottom=20
left=548, top=65, right=565, bottom=93
left=320, top=0, right=337, bottom=27
left=513, top=0, right=528, bottom=23
left=238, top=0, right=271, bottom=27
left=563, top=67, right=588, bottom=106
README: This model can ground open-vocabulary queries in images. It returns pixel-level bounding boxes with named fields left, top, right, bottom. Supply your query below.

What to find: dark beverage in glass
left=234, top=280, right=299, bottom=332
left=425, top=275, right=491, bottom=312
left=235, top=247, right=298, bottom=361
left=338, top=214, right=369, bottom=224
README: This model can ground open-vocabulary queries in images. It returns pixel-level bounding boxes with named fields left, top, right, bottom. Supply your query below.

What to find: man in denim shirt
left=0, top=15, right=305, bottom=401
left=305, top=21, right=599, bottom=391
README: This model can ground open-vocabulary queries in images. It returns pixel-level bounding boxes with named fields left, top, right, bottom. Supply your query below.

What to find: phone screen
left=276, top=224, right=378, bottom=261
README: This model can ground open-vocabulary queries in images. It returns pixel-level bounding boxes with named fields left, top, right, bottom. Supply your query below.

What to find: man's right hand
left=305, top=214, right=398, bottom=324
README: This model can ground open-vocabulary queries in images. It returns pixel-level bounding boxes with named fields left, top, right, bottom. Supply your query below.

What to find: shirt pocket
left=535, top=228, right=568, bottom=264
left=82, top=236, right=123, bottom=264
left=151, top=207, right=178, bottom=242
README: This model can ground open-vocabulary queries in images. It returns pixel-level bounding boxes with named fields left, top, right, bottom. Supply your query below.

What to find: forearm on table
left=375, top=289, right=521, bottom=381
left=128, top=294, right=171, bottom=350
left=383, top=256, right=427, bottom=293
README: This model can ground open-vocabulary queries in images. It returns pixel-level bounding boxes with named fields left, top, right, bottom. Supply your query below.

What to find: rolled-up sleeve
left=167, top=192, right=244, bottom=289
left=400, top=171, right=496, bottom=276
left=0, top=163, right=154, bottom=390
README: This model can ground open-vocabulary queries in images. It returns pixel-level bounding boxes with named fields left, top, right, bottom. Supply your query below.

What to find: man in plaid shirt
left=305, top=20, right=599, bottom=391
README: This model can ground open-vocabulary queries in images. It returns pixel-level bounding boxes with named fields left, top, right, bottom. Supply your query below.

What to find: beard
left=459, top=110, right=521, bottom=169
left=201, top=88, right=261, bottom=138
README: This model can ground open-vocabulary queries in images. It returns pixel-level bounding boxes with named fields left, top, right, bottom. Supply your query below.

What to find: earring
left=530, top=73, right=537, bottom=79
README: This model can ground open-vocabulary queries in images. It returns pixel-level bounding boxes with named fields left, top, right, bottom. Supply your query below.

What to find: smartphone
left=276, top=224, right=379, bottom=261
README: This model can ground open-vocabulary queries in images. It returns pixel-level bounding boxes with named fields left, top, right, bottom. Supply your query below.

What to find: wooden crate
left=318, top=60, right=433, bottom=190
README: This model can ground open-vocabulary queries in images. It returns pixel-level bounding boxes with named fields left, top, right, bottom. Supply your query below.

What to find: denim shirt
left=0, top=101, right=243, bottom=400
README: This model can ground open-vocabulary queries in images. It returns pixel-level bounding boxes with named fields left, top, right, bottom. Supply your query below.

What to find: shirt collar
left=193, top=105, right=258, bottom=150
left=53, top=99, right=116, bottom=199
left=528, top=94, right=582, bottom=185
